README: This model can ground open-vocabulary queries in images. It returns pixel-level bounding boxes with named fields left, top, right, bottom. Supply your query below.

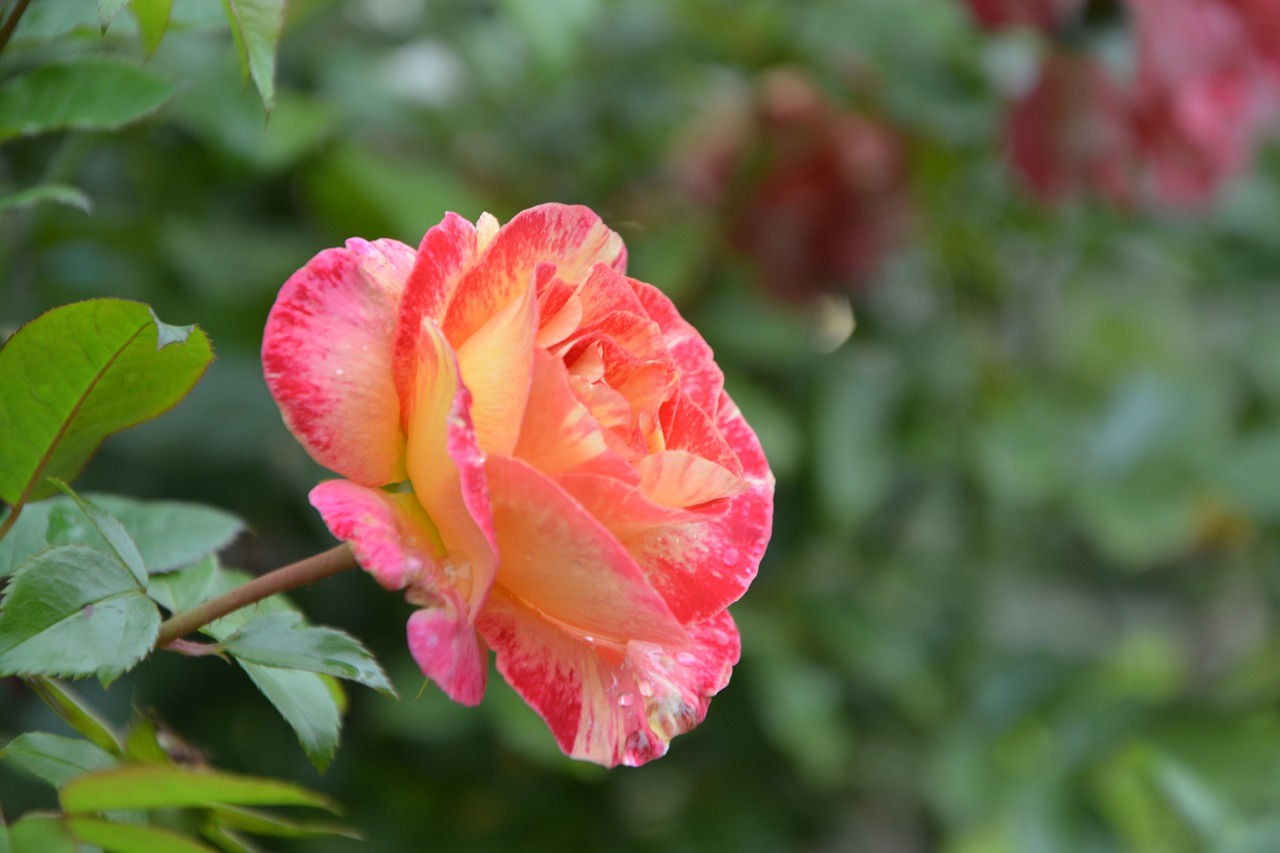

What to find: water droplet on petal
left=721, top=547, right=740, bottom=567
left=676, top=651, right=697, bottom=666
left=637, top=680, right=655, bottom=698
left=335, top=368, right=345, bottom=376
left=617, top=693, right=634, bottom=707
left=583, top=635, right=595, bottom=645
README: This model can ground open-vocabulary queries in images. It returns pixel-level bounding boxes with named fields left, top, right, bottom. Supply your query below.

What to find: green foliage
left=148, top=559, right=385, bottom=771
left=0, top=58, right=177, bottom=141
left=60, top=765, right=338, bottom=812
left=65, top=818, right=218, bottom=853
left=0, top=185, right=91, bottom=216
left=220, top=0, right=285, bottom=111
left=0, top=300, right=212, bottom=509
left=221, top=612, right=396, bottom=697
left=0, top=732, right=118, bottom=788
left=0, top=546, right=159, bottom=683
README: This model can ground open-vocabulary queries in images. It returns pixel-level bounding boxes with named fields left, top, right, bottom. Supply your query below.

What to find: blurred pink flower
left=986, top=0, right=1280, bottom=206
left=1128, top=0, right=1280, bottom=203
left=679, top=69, right=911, bottom=300
left=1007, top=51, right=1135, bottom=203
left=962, top=0, right=1085, bottom=31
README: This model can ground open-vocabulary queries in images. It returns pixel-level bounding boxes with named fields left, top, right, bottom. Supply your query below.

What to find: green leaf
left=25, top=677, right=123, bottom=755
left=50, top=482, right=147, bottom=586
left=0, top=545, right=160, bottom=684
left=8, top=815, right=76, bottom=853
left=130, top=0, right=171, bottom=54
left=3, top=497, right=244, bottom=579
left=0, top=184, right=92, bottom=215
left=222, top=612, right=396, bottom=697
left=144, top=560, right=346, bottom=770
left=0, top=58, right=179, bottom=141
left=60, top=765, right=339, bottom=813
left=0, top=502, right=54, bottom=578
left=239, top=662, right=343, bottom=772
left=0, top=732, right=118, bottom=788
left=97, top=0, right=131, bottom=28
left=209, top=805, right=359, bottom=840
left=67, top=817, right=218, bottom=853
left=122, top=717, right=173, bottom=765
left=63, top=495, right=243, bottom=575
left=0, top=299, right=213, bottom=509
left=0, top=816, right=8, bottom=853
left=220, top=0, right=285, bottom=111
left=146, top=556, right=219, bottom=614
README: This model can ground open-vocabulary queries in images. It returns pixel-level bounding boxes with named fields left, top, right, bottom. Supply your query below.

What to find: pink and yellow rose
left=262, top=204, right=774, bottom=766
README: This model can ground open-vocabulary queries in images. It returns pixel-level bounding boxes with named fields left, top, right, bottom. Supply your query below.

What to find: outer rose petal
left=479, top=589, right=740, bottom=767
left=309, top=480, right=488, bottom=705
left=403, top=317, right=498, bottom=613
left=263, top=238, right=416, bottom=486
left=308, top=479, right=443, bottom=593
left=443, top=204, right=626, bottom=346
left=624, top=392, right=774, bottom=624
left=408, top=594, right=488, bottom=706
left=394, top=213, right=480, bottom=428
left=486, top=455, right=687, bottom=646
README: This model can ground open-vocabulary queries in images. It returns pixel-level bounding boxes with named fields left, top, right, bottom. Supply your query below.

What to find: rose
left=262, top=204, right=774, bottom=766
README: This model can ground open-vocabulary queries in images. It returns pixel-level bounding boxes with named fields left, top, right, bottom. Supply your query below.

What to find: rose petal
left=455, top=276, right=538, bottom=455
left=308, top=479, right=489, bottom=705
left=394, top=213, right=480, bottom=428
left=512, top=350, right=638, bottom=482
left=660, top=390, right=744, bottom=478
left=403, top=318, right=498, bottom=614
left=443, top=204, right=625, bottom=346
left=408, top=594, right=489, bottom=706
left=635, top=450, right=746, bottom=509
left=625, top=392, right=774, bottom=623
left=479, top=589, right=740, bottom=767
left=263, top=238, right=415, bottom=486
left=486, top=455, right=686, bottom=647
left=308, top=479, right=444, bottom=593
left=629, top=279, right=726, bottom=420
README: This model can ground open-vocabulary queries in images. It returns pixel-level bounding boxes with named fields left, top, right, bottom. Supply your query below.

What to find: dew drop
left=617, top=693, right=634, bottom=708
left=334, top=368, right=345, bottom=376
left=583, top=635, right=595, bottom=645
left=637, top=680, right=655, bottom=698
left=721, top=547, right=740, bottom=567
left=675, top=651, right=697, bottom=666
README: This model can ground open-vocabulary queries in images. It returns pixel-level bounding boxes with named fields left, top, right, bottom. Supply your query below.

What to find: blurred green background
left=5, top=0, right=1280, bottom=850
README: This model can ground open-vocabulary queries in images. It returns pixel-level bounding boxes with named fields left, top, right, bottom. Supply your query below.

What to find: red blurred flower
left=1007, top=51, right=1135, bottom=203
left=1128, top=0, right=1280, bottom=203
left=963, top=0, right=1085, bottom=31
left=680, top=70, right=911, bottom=301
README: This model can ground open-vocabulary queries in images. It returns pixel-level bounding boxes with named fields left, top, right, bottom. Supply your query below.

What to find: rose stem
left=154, top=543, right=356, bottom=648
left=0, top=0, right=32, bottom=55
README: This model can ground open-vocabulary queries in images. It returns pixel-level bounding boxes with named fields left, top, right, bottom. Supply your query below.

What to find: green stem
left=154, top=544, right=356, bottom=648
left=0, top=0, right=32, bottom=55
left=0, top=502, right=20, bottom=542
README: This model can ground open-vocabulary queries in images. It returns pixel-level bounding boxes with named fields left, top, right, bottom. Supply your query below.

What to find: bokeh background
left=5, top=0, right=1280, bottom=850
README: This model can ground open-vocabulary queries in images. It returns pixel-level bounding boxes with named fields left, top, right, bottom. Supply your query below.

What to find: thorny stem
left=155, top=544, right=356, bottom=648
left=0, top=0, right=32, bottom=55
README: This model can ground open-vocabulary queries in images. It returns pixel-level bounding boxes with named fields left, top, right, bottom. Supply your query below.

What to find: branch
left=0, top=502, right=20, bottom=542
left=154, top=544, right=356, bottom=648
left=0, top=0, right=32, bottom=55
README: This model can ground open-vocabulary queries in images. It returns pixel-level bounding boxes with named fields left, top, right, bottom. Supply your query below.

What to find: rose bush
left=262, top=204, right=774, bottom=766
